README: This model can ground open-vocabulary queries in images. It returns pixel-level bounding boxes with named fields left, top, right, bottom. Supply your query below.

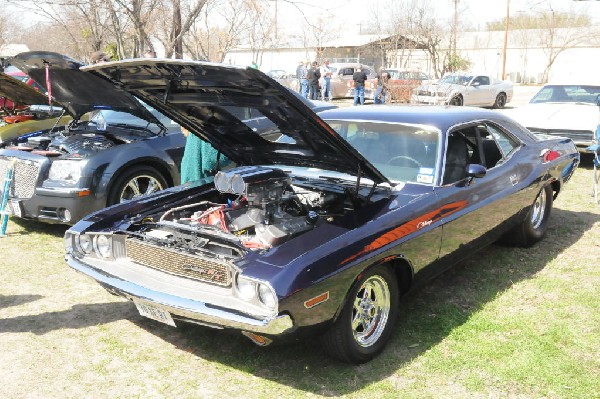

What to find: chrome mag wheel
left=351, top=275, right=391, bottom=347
left=119, top=174, right=165, bottom=202
left=530, top=187, right=547, bottom=229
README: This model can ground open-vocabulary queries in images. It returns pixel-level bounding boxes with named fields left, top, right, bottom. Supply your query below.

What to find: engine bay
left=2, top=118, right=153, bottom=157
left=128, top=166, right=357, bottom=253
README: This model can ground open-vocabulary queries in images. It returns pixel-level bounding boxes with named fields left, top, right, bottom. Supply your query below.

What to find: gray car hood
left=83, top=59, right=387, bottom=183
left=9, top=51, right=161, bottom=125
left=0, top=73, right=57, bottom=106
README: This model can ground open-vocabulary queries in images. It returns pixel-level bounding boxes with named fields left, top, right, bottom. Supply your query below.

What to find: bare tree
left=184, top=0, right=250, bottom=62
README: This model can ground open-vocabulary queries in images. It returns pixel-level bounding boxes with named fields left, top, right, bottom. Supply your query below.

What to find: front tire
left=449, top=95, right=463, bottom=106
left=107, top=165, right=168, bottom=205
left=504, top=184, right=553, bottom=247
left=320, top=265, right=399, bottom=363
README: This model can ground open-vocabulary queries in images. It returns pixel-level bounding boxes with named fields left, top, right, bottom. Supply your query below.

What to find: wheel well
left=388, top=258, right=413, bottom=294
left=112, top=160, right=175, bottom=189
left=550, top=179, right=561, bottom=199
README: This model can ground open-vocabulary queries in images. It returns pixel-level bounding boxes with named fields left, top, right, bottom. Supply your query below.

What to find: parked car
left=411, top=73, right=513, bottom=108
left=327, top=62, right=376, bottom=98
left=506, top=83, right=600, bottom=151
left=266, top=69, right=299, bottom=92
left=0, top=52, right=336, bottom=225
left=63, top=59, right=579, bottom=364
left=0, top=67, right=48, bottom=115
left=365, top=69, right=432, bottom=103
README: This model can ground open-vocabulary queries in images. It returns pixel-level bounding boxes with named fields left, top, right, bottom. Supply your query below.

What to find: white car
left=507, top=84, right=600, bottom=151
left=411, top=73, right=513, bottom=108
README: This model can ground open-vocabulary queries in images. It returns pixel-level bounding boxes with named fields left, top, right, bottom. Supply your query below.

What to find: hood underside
left=9, top=51, right=161, bottom=126
left=82, top=59, right=387, bottom=184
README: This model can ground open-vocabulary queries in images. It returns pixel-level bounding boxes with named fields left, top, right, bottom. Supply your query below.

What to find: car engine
left=132, top=166, right=350, bottom=252
left=3, top=121, right=138, bottom=157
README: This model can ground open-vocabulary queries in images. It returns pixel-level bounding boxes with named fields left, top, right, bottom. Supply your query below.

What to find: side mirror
left=471, top=81, right=480, bottom=87
left=466, top=163, right=487, bottom=179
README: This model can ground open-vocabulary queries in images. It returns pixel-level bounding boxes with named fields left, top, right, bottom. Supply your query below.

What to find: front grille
left=0, top=157, right=40, bottom=199
left=126, top=238, right=232, bottom=286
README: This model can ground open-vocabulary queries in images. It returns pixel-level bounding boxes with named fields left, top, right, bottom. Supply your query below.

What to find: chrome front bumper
left=66, top=256, right=294, bottom=335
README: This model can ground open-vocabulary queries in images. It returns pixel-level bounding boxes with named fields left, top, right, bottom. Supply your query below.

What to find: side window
left=473, top=76, right=490, bottom=86
left=486, top=123, right=519, bottom=159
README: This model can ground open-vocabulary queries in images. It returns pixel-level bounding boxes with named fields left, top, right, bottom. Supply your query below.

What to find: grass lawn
left=0, top=157, right=598, bottom=399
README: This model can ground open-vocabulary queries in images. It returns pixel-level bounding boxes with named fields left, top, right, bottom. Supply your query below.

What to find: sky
left=280, top=0, right=600, bottom=31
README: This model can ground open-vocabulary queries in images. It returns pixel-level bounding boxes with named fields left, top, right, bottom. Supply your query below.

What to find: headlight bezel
left=235, top=274, right=278, bottom=311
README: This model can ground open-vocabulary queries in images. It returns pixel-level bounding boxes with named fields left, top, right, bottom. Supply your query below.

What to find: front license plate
left=134, top=301, right=176, bottom=327
left=10, top=200, right=22, bottom=218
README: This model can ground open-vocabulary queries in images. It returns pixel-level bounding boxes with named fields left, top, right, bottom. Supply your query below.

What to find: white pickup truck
left=411, top=73, right=513, bottom=108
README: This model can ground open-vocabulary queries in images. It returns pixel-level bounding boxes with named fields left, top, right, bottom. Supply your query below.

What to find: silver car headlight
left=49, top=160, right=83, bottom=184
left=94, top=234, right=112, bottom=258
left=236, top=275, right=258, bottom=300
left=76, top=233, right=93, bottom=254
left=258, top=283, right=277, bottom=310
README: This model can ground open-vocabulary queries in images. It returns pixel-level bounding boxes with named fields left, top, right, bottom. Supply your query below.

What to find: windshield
left=530, top=85, right=600, bottom=104
left=326, top=120, right=440, bottom=184
left=88, top=100, right=180, bottom=134
left=439, top=75, right=472, bottom=85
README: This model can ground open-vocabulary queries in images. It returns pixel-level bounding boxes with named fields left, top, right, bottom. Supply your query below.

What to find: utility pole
left=452, top=0, right=458, bottom=58
left=501, top=0, right=510, bottom=80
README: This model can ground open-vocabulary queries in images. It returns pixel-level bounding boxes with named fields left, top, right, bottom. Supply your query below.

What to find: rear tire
left=504, top=184, right=553, bottom=247
left=493, top=93, right=507, bottom=108
left=319, top=265, right=399, bottom=363
left=107, top=165, right=168, bottom=206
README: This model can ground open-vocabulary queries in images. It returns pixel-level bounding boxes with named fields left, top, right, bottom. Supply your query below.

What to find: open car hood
left=0, top=72, right=56, bottom=106
left=9, top=51, right=161, bottom=126
left=83, top=59, right=388, bottom=183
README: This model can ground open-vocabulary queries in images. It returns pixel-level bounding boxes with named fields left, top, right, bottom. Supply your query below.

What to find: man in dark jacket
left=307, top=61, right=321, bottom=100
left=353, top=67, right=368, bottom=105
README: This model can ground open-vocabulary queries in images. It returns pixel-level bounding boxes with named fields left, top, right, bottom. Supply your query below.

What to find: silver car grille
left=126, top=238, right=232, bottom=286
left=0, top=157, right=39, bottom=199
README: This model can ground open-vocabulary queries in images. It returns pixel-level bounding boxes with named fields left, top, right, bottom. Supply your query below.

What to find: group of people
left=352, top=66, right=391, bottom=106
left=295, top=60, right=391, bottom=106
left=296, top=59, right=334, bottom=102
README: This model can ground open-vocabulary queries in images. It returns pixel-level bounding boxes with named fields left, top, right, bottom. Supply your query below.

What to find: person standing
left=296, top=60, right=304, bottom=92
left=320, top=59, right=333, bottom=101
left=307, top=61, right=321, bottom=100
left=374, top=67, right=391, bottom=104
left=180, top=127, right=230, bottom=184
left=299, top=61, right=309, bottom=99
left=352, top=67, right=368, bottom=105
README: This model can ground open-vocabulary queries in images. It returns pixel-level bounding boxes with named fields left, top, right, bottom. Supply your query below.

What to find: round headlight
left=258, top=284, right=277, bottom=309
left=95, top=235, right=111, bottom=258
left=236, top=276, right=257, bottom=300
left=76, top=234, right=93, bottom=254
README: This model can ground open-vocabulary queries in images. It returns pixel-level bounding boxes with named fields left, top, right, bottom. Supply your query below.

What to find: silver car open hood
left=9, top=51, right=161, bottom=125
left=83, top=59, right=388, bottom=184
left=0, top=72, right=56, bottom=106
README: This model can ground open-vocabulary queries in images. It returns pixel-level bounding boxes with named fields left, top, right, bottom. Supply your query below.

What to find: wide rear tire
left=320, top=265, right=399, bottom=363
left=504, top=184, right=553, bottom=247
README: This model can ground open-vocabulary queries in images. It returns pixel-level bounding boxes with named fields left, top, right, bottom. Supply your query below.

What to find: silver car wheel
left=119, top=174, right=165, bottom=202
left=351, top=275, right=391, bottom=347
left=530, top=187, right=547, bottom=229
